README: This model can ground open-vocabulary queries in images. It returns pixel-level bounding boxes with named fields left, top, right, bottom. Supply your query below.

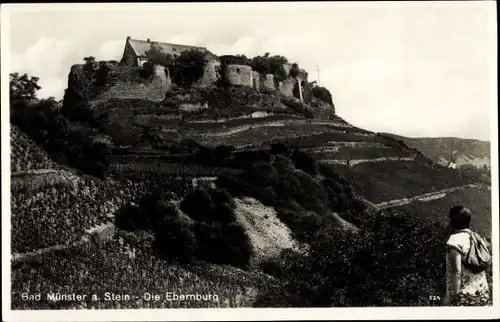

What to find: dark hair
left=449, top=206, right=472, bottom=229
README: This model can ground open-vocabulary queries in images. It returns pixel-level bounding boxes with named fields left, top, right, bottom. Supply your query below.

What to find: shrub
left=311, top=86, right=334, bottom=105
left=275, top=206, right=322, bottom=243
left=214, top=145, right=234, bottom=163
left=193, top=221, right=253, bottom=269
left=248, top=185, right=277, bottom=207
left=139, top=61, right=155, bottom=79
left=291, top=150, right=317, bottom=175
left=180, top=188, right=214, bottom=221
left=154, top=216, right=198, bottom=262
left=249, top=53, right=288, bottom=83
left=180, top=187, right=237, bottom=223
left=219, top=55, right=252, bottom=66
left=269, top=142, right=289, bottom=155
left=215, top=174, right=251, bottom=196
left=169, top=49, right=208, bottom=87
left=290, top=63, right=300, bottom=78
left=243, top=162, right=280, bottom=187
left=272, top=155, right=295, bottom=174
left=275, top=212, right=449, bottom=307
left=209, top=188, right=237, bottom=223
left=11, top=99, right=112, bottom=178
left=260, top=257, right=284, bottom=278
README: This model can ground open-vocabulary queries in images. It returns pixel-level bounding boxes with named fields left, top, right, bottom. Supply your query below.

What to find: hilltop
left=9, top=42, right=492, bottom=308
left=384, top=133, right=491, bottom=169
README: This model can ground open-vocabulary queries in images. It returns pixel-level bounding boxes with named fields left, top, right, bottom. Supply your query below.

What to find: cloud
left=96, top=40, right=124, bottom=61
left=10, top=37, right=76, bottom=98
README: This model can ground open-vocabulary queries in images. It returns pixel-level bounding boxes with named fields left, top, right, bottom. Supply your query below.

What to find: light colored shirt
left=445, top=229, right=490, bottom=298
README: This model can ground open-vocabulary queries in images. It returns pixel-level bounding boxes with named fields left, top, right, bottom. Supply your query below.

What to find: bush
left=311, top=86, right=334, bottom=105
left=272, top=155, right=295, bottom=174
left=243, top=162, right=280, bottom=187
left=215, top=174, right=251, bottom=196
left=11, top=99, right=112, bottom=178
left=244, top=185, right=276, bottom=207
left=274, top=212, right=449, bottom=307
left=290, top=63, right=300, bottom=78
left=154, top=216, right=198, bottom=262
left=269, top=142, right=289, bottom=155
left=291, top=150, right=317, bottom=175
left=193, top=221, right=253, bottom=269
left=180, top=187, right=237, bottom=223
left=139, top=61, right=155, bottom=79
left=180, top=188, right=214, bottom=221
left=249, top=53, right=288, bottom=84
left=169, top=49, right=207, bottom=87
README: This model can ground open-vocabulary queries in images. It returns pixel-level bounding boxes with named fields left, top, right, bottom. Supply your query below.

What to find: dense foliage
left=11, top=81, right=112, bottom=178
left=256, top=212, right=452, bottom=307
left=10, top=72, right=42, bottom=102
left=311, top=85, right=334, bottom=105
left=250, top=52, right=288, bottom=84
left=115, top=186, right=253, bottom=269
left=215, top=148, right=366, bottom=243
left=145, top=44, right=208, bottom=87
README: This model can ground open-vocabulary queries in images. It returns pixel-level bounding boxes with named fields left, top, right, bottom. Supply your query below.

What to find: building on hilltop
left=121, top=36, right=220, bottom=87
left=121, top=36, right=220, bottom=67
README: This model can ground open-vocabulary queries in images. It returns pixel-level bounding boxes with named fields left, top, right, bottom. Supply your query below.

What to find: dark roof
left=127, top=38, right=219, bottom=62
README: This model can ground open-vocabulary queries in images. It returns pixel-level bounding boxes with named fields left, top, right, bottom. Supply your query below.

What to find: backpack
left=462, top=230, right=492, bottom=273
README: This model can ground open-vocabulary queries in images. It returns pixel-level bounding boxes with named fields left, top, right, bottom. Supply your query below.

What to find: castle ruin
left=117, top=37, right=312, bottom=103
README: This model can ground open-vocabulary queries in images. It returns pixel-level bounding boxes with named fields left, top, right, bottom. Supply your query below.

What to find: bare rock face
left=62, top=62, right=170, bottom=118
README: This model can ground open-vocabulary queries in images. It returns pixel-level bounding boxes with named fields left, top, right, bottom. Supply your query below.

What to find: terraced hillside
left=10, top=78, right=492, bottom=308
left=10, top=125, right=281, bottom=309
left=12, top=237, right=275, bottom=310
left=384, top=133, right=491, bottom=169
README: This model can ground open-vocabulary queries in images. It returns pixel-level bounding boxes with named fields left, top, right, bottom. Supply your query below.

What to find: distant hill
left=382, top=134, right=490, bottom=169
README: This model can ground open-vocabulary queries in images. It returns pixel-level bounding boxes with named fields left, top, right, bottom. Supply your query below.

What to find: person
left=442, top=206, right=491, bottom=306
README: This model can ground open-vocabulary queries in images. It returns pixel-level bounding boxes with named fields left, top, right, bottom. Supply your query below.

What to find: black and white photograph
left=1, top=1, right=498, bottom=321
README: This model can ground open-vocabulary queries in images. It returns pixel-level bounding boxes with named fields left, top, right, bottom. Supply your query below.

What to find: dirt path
left=374, top=183, right=484, bottom=210
left=319, top=155, right=416, bottom=166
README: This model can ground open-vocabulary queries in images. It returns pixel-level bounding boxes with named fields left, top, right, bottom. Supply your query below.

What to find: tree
left=144, top=43, right=171, bottom=66
left=311, top=86, right=334, bottom=106
left=10, top=72, right=42, bottom=101
left=290, top=63, right=300, bottom=78
left=173, top=49, right=207, bottom=87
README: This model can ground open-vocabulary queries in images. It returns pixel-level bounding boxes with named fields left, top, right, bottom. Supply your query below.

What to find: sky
left=3, top=2, right=497, bottom=140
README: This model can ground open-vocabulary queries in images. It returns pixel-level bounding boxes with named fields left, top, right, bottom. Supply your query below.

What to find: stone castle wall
left=279, top=78, right=295, bottom=97
left=225, top=64, right=253, bottom=87
left=252, top=71, right=260, bottom=91
left=98, top=65, right=170, bottom=102
left=261, top=73, right=275, bottom=91
left=196, top=61, right=221, bottom=87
